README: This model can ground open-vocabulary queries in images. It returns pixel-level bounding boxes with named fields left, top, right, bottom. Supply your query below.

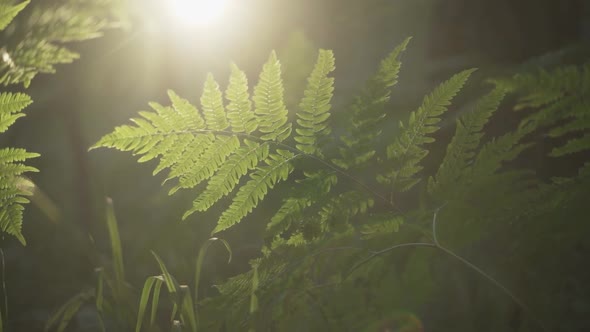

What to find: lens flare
left=168, top=0, right=228, bottom=27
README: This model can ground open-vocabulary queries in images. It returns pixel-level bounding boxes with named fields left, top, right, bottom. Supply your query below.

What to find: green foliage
left=0, top=115, right=37, bottom=245
left=0, top=0, right=125, bottom=87
left=379, top=68, right=475, bottom=191
left=428, top=88, right=506, bottom=197
left=492, top=62, right=590, bottom=160
left=295, top=49, right=335, bottom=156
left=0, top=0, right=28, bottom=32
left=0, top=0, right=123, bottom=245
left=94, top=37, right=590, bottom=331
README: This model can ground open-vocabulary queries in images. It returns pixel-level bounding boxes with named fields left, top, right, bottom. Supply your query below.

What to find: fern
left=0, top=148, right=38, bottom=244
left=214, top=149, right=297, bottom=234
left=0, top=0, right=28, bottom=31
left=253, top=51, right=292, bottom=141
left=226, top=63, right=257, bottom=134
left=0, top=0, right=124, bottom=87
left=0, top=92, right=30, bottom=132
left=334, top=37, right=411, bottom=169
left=294, top=49, right=335, bottom=156
left=492, top=62, right=590, bottom=162
left=378, top=68, right=476, bottom=192
left=184, top=140, right=270, bottom=217
left=428, top=87, right=506, bottom=196
left=93, top=40, right=589, bottom=332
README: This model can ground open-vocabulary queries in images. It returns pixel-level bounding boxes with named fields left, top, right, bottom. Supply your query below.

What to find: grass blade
left=194, top=238, right=232, bottom=307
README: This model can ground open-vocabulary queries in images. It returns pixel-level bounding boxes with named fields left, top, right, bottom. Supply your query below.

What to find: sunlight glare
left=168, top=0, right=229, bottom=27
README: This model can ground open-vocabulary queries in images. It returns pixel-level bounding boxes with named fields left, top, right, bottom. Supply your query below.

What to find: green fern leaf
left=170, top=135, right=241, bottom=194
left=360, top=214, right=404, bottom=240
left=266, top=170, right=338, bottom=237
left=428, top=88, right=506, bottom=196
left=294, top=49, right=335, bottom=156
left=253, top=51, right=292, bottom=141
left=201, top=73, right=229, bottom=131
left=184, top=140, right=270, bottom=218
left=335, top=37, right=411, bottom=169
left=379, top=68, right=476, bottom=191
left=0, top=148, right=39, bottom=245
left=469, top=127, right=534, bottom=181
left=226, top=63, right=257, bottom=134
left=550, top=134, right=590, bottom=157
left=168, top=90, right=206, bottom=129
left=0, top=0, right=29, bottom=31
left=213, top=150, right=297, bottom=234
left=0, top=92, right=32, bottom=132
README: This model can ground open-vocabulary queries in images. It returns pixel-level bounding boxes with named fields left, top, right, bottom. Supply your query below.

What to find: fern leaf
left=470, top=127, right=534, bottom=181
left=170, top=135, right=241, bottom=193
left=428, top=88, right=506, bottom=195
left=253, top=51, right=292, bottom=141
left=266, top=170, right=338, bottom=237
left=213, top=150, right=297, bottom=234
left=184, top=140, right=269, bottom=218
left=201, top=73, right=229, bottom=131
left=318, top=190, right=374, bottom=227
left=335, top=37, right=411, bottom=168
left=163, top=134, right=215, bottom=178
left=168, top=90, right=206, bottom=129
left=294, top=49, right=335, bottom=156
left=0, top=148, right=39, bottom=245
left=360, top=214, right=404, bottom=240
left=379, top=68, right=476, bottom=191
left=0, top=92, right=32, bottom=132
left=550, top=134, right=590, bottom=157
left=226, top=63, right=257, bottom=133
left=0, top=0, right=29, bottom=31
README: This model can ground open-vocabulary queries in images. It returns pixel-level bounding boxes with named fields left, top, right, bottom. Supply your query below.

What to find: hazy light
left=168, top=0, right=229, bottom=27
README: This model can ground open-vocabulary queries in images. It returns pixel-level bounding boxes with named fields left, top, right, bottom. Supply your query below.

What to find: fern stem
left=343, top=242, right=436, bottom=280
left=435, top=245, right=548, bottom=332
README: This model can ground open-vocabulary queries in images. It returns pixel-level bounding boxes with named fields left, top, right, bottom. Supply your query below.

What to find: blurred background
left=1, top=0, right=589, bottom=330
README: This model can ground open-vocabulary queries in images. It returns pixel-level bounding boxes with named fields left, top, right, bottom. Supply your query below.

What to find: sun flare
left=168, top=0, right=229, bottom=27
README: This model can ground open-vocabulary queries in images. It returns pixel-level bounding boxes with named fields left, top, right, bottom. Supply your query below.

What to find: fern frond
left=0, top=148, right=39, bottom=245
left=318, top=190, right=374, bottom=228
left=0, top=0, right=124, bottom=87
left=170, top=135, right=241, bottom=194
left=253, top=51, right=291, bottom=141
left=360, top=214, right=404, bottom=240
left=184, top=140, right=270, bottom=218
left=266, top=170, right=338, bottom=237
left=493, top=62, right=590, bottom=161
left=201, top=73, right=229, bottom=131
left=0, top=0, right=29, bottom=31
left=168, top=90, right=206, bottom=129
left=0, top=92, right=32, bottom=132
left=379, top=68, right=475, bottom=191
left=334, top=37, right=411, bottom=169
left=214, top=150, right=297, bottom=234
left=428, top=88, right=505, bottom=196
left=550, top=134, right=590, bottom=157
left=469, top=127, right=534, bottom=181
left=294, top=49, right=335, bottom=156
left=226, top=63, right=257, bottom=134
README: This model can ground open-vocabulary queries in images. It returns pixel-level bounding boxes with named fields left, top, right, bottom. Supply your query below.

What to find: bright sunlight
left=168, top=0, right=229, bottom=27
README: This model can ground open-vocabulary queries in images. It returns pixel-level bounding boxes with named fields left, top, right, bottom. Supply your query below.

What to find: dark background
left=1, top=0, right=589, bottom=330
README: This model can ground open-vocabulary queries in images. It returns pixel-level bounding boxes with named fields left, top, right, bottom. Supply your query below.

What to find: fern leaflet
left=214, top=150, right=297, bottom=234
left=253, top=51, right=292, bottom=141
left=294, top=49, right=335, bottom=156
left=379, top=68, right=475, bottom=192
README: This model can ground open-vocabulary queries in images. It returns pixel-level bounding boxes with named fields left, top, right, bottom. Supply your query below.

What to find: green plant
left=92, top=36, right=590, bottom=331
left=0, top=1, right=123, bottom=330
